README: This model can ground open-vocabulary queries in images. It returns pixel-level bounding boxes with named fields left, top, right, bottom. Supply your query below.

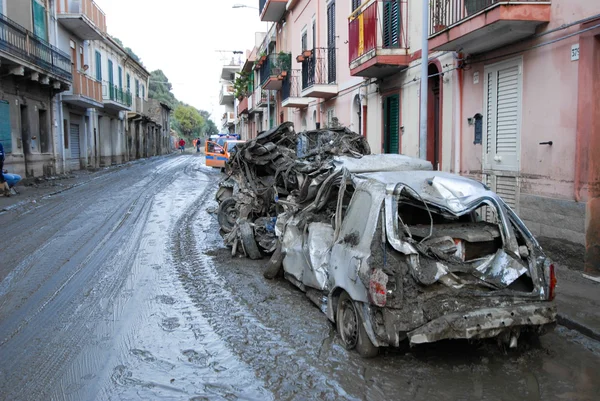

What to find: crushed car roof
left=354, top=170, right=498, bottom=214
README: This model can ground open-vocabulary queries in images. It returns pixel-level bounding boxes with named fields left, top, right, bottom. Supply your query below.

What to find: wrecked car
left=276, top=155, right=557, bottom=357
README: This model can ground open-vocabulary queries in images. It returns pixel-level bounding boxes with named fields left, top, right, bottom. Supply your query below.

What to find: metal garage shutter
left=70, top=124, right=80, bottom=168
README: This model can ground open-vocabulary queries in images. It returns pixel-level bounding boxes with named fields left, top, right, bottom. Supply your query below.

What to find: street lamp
left=232, top=4, right=259, bottom=10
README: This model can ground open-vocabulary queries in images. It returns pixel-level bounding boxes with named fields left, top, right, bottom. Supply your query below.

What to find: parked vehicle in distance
left=205, top=134, right=244, bottom=169
left=277, top=154, right=557, bottom=357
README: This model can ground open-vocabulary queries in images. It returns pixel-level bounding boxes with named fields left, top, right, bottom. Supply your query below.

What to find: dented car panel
left=279, top=163, right=557, bottom=349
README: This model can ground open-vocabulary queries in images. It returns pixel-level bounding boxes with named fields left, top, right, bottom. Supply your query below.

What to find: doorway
left=427, top=63, right=442, bottom=170
left=20, top=105, right=31, bottom=177
left=383, top=94, right=400, bottom=154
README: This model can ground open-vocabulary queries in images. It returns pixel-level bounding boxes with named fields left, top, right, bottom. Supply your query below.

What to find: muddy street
left=0, top=155, right=598, bottom=401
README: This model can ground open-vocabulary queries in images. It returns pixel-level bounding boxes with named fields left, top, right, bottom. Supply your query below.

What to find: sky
left=94, top=0, right=268, bottom=122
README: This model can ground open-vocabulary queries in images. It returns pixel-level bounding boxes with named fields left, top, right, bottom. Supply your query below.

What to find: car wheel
left=217, top=198, right=238, bottom=233
left=239, top=220, right=262, bottom=260
left=336, top=291, right=379, bottom=358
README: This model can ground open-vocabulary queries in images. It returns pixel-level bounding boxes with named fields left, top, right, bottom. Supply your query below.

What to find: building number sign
left=571, top=44, right=580, bottom=61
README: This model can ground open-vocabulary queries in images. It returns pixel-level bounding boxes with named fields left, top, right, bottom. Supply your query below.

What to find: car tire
left=336, top=291, right=379, bottom=358
left=239, top=220, right=262, bottom=260
left=217, top=198, right=238, bottom=233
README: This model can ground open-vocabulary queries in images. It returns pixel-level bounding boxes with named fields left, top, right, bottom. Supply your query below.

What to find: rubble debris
left=217, top=122, right=371, bottom=257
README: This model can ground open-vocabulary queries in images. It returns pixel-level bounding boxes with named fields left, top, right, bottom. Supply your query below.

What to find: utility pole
left=419, top=0, right=429, bottom=160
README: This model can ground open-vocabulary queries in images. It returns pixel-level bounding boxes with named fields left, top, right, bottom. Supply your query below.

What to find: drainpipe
left=454, top=53, right=462, bottom=174
left=316, top=0, right=321, bottom=128
left=51, top=0, right=66, bottom=174
left=419, top=0, right=429, bottom=160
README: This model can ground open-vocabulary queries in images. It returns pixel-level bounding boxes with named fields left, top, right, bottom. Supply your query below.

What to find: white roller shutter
left=483, top=58, right=522, bottom=171
left=69, top=123, right=81, bottom=169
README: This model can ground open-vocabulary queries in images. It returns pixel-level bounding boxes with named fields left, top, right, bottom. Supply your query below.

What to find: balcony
left=250, top=86, right=275, bottom=111
left=103, top=82, right=132, bottom=111
left=349, top=0, right=410, bottom=79
left=238, top=96, right=249, bottom=115
left=301, top=48, right=338, bottom=99
left=56, top=0, right=107, bottom=40
left=219, top=84, right=234, bottom=105
left=259, top=0, right=288, bottom=22
left=222, top=112, right=235, bottom=128
left=258, top=52, right=291, bottom=91
left=282, top=70, right=312, bottom=108
left=0, top=13, right=72, bottom=85
left=428, top=0, right=551, bottom=54
left=63, top=71, right=103, bottom=108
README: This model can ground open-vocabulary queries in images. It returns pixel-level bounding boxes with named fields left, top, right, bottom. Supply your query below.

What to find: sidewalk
left=555, top=263, right=600, bottom=341
left=0, top=157, right=162, bottom=214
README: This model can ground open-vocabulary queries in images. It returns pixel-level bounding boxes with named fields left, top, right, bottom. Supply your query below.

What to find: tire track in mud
left=171, top=185, right=363, bottom=401
left=0, top=156, right=188, bottom=400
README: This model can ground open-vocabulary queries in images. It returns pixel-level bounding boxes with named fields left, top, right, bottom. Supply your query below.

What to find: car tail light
left=369, top=269, right=388, bottom=307
left=549, top=263, right=557, bottom=301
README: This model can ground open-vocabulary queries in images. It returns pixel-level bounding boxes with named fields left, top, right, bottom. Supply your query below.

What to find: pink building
left=237, top=0, right=600, bottom=276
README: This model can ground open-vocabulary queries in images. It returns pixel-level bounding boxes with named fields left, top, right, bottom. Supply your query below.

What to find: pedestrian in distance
left=196, top=138, right=202, bottom=153
left=0, top=141, right=9, bottom=197
left=179, top=138, right=186, bottom=153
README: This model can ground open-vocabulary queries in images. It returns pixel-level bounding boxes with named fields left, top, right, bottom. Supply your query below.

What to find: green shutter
left=118, top=67, right=123, bottom=90
left=127, top=74, right=131, bottom=90
left=383, top=1, right=400, bottom=48
left=32, top=0, right=47, bottom=40
left=384, top=95, right=399, bottom=154
left=95, top=51, right=102, bottom=81
left=0, top=101, right=11, bottom=153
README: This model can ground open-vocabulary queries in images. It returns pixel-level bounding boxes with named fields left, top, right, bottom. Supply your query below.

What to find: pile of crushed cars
left=214, top=122, right=557, bottom=357
left=215, top=122, right=371, bottom=259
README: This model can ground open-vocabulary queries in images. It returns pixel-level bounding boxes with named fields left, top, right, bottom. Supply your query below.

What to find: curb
left=557, top=314, right=600, bottom=342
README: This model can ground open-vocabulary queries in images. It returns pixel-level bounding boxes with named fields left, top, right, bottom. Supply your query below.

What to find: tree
left=174, top=105, right=204, bottom=138
left=111, top=36, right=143, bottom=65
left=149, top=70, right=178, bottom=110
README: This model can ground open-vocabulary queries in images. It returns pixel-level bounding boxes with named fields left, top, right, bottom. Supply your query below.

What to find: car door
left=328, top=188, right=384, bottom=303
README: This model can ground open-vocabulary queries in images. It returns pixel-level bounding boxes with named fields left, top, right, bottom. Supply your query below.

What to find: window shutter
left=108, top=59, right=113, bottom=85
left=127, top=74, right=131, bottom=90
left=32, top=0, right=47, bottom=40
left=327, top=1, right=336, bottom=83
left=95, top=51, right=102, bottom=81
left=484, top=59, right=521, bottom=170
left=388, top=95, right=399, bottom=154
left=118, top=67, right=123, bottom=90
left=383, top=1, right=400, bottom=48
left=0, top=101, right=11, bottom=153
left=352, top=0, right=361, bottom=12
left=495, top=65, right=519, bottom=157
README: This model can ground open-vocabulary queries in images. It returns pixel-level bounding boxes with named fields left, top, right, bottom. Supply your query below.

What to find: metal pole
left=267, top=90, right=271, bottom=129
left=419, top=0, right=429, bottom=160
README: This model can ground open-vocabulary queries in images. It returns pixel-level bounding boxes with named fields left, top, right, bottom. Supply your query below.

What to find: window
left=0, top=0, right=5, bottom=15
left=95, top=51, right=102, bottom=81
left=352, top=0, right=361, bottom=12
left=312, top=20, right=316, bottom=49
left=135, top=79, right=139, bottom=97
left=142, top=84, right=145, bottom=99
left=383, top=0, right=400, bottom=48
left=118, top=66, right=123, bottom=90
left=127, top=74, right=131, bottom=91
left=79, top=46, right=84, bottom=70
left=301, top=31, right=308, bottom=51
left=327, top=1, right=336, bottom=83
left=32, top=0, right=47, bottom=40
left=108, top=59, right=114, bottom=85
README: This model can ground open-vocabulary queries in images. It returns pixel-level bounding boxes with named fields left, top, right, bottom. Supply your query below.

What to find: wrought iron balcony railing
left=282, top=70, right=303, bottom=101
left=429, top=0, right=549, bottom=36
left=0, top=13, right=72, bottom=81
left=104, top=82, right=132, bottom=106
left=301, top=48, right=336, bottom=90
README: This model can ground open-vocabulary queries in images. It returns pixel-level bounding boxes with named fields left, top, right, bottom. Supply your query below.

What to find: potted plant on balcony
left=303, top=49, right=313, bottom=58
left=432, top=0, right=450, bottom=33
left=233, top=72, right=250, bottom=101
left=277, top=52, right=291, bottom=78
left=296, top=54, right=305, bottom=63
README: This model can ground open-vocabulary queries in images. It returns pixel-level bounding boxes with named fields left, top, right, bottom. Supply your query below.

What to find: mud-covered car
left=277, top=155, right=557, bottom=357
